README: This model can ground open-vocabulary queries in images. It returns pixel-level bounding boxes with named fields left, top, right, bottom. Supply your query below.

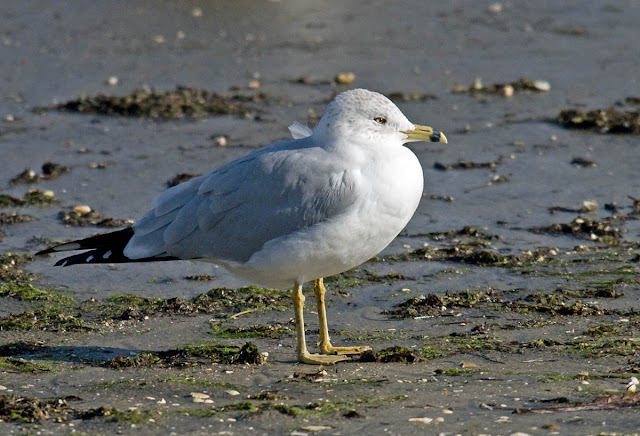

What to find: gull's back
left=123, top=135, right=360, bottom=265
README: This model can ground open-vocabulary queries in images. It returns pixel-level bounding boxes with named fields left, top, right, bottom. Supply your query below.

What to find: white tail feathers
left=288, top=121, right=313, bottom=139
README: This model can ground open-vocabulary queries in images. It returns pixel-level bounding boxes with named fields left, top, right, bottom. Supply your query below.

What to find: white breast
left=229, top=145, right=424, bottom=288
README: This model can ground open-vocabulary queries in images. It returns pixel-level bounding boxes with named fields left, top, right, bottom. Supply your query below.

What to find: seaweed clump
left=107, top=342, right=264, bottom=368
left=557, top=107, right=640, bottom=134
left=452, top=77, right=550, bottom=96
left=49, top=86, right=267, bottom=119
left=385, top=290, right=499, bottom=319
left=530, top=217, right=622, bottom=244
left=360, top=346, right=421, bottom=363
left=0, top=190, right=58, bottom=207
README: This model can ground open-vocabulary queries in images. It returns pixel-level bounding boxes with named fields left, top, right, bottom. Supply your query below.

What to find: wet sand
left=1, top=1, right=640, bottom=434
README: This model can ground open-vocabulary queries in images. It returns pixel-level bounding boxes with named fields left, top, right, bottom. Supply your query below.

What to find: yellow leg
left=313, top=278, right=371, bottom=356
left=291, top=282, right=349, bottom=364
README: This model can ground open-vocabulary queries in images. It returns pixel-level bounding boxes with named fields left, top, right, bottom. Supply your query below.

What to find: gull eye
left=373, top=117, right=387, bottom=124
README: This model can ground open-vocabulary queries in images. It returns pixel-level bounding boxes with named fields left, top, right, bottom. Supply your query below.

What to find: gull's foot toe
left=298, top=352, right=351, bottom=365
left=320, top=344, right=372, bottom=356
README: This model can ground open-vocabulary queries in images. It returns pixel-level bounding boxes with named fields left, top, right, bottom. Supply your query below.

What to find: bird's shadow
left=0, top=343, right=141, bottom=367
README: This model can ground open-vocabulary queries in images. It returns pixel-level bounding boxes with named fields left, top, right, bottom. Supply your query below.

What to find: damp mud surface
left=2, top=1, right=640, bottom=435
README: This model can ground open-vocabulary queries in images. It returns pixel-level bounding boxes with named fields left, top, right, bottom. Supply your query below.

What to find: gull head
left=313, top=89, right=447, bottom=147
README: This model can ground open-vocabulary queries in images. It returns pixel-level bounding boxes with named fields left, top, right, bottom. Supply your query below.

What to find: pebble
left=43, top=190, right=55, bottom=198
left=73, top=205, right=92, bottom=216
left=488, top=2, right=503, bottom=13
left=582, top=200, right=598, bottom=211
left=191, top=7, right=203, bottom=17
left=0, top=385, right=7, bottom=390
left=408, top=417, right=433, bottom=424
left=248, top=80, right=260, bottom=89
left=301, top=425, right=332, bottom=432
left=106, top=76, right=118, bottom=86
left=4, top=114, right=15, bottom=122
left=213, top=136, right=227, bottom=147
left=533, top=80, right=551, bottom=91
left=225, top=389, right=240, bottom=396
left=190, top=392, right=210, bottom=400
left=627, top=377, right=638, bottom=392
left=335, top=72, right=355, bottom=84
left=501, top=84, right=514, bottom=97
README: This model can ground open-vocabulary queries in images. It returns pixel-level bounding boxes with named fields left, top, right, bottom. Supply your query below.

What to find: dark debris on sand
left=557, top=107, right=640, bottom=134
left=529, top=217, right=623, bottom=244
left=385, top=291, right=500, bottom=319
left=360, top=346, right=421, bottom=363
left=58, top=208, right=133, bottom=228
left=0, top=190, right=58, bottom=208
left=106, top=342, right=263, bottom=368
left=433, top=158, right=502, bottom=171
left=10, top=162, right=70, bottom=185
left=0, top=212, right=35, bottom=225
left=42, top=87, right=270, bottom=120
left=452, top=77, right=550, bottom=96
left=167, top=173, right=200, bottom=188
left=0, top=394, right=147, bottom=424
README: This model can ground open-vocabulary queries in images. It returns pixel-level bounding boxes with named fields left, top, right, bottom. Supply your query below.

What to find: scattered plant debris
left=510, top=292, right=604, bottom=316
left=557, top=107, right=640, bottom=134
left=0, top=212, right=35, bottom=225
left=529, top=217, right=623, bottom=243
left=434, top=158, right=501, bottom=171
left=210, top=321, right=292, bottom=339
left=388, top=92, right=437, bottom=102
left=106, top=342, right=263, bottom=368
left=0, top=394, right=148, bottom=424
left=385, top=290, right=499, bottom=318
left=359, top=346, right=421, bottom=363
left=42, top=87, right=269, bottom=119
left=58, top=208, right=133, bottom=228
left=167, top=173, right=200, bottom=187
left=184, top=274, right=217, bottom=281
left=10, top=162, right=70, bottom=184
left=570, top=157, right=597, bottom=168
left=0, top=190, right=58, bottom=207
left=452, top=77, right=550, bottom=96
left=515, top=393, right=640, bottom=414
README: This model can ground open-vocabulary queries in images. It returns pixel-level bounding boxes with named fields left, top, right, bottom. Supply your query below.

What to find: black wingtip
left=35, top=248, right=54, bottom=256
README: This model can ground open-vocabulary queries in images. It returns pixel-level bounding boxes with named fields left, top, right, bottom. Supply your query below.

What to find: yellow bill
left=402, top=124, right=448, bottom=143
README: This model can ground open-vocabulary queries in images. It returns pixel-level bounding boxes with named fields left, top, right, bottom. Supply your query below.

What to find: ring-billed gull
left=37, top=89, right=447, bottom=364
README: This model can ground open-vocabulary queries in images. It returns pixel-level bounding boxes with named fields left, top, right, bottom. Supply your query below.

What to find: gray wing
left=123, top=137, right=359, bottom=263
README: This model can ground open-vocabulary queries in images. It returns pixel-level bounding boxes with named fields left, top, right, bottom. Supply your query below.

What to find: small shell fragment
left=408, top=417, right=433, bottom=424
left=335, top=72, right=355, bottom=84
left=73, top=205, right=92, bottom=216
left=501, top=84, right=514, bottom=97
left=533, top=80, right=551, bottom=91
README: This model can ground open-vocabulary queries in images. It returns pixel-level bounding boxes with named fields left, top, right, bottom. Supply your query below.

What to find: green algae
left=0, top=190, right=58, bottom=207
left=106, top=342, right=264, bottom=368
left=209, top=321, right=292, bottom=339
left=360, top=346, right=421, bottom=363
left=0, top=357, right=55, bottom=373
